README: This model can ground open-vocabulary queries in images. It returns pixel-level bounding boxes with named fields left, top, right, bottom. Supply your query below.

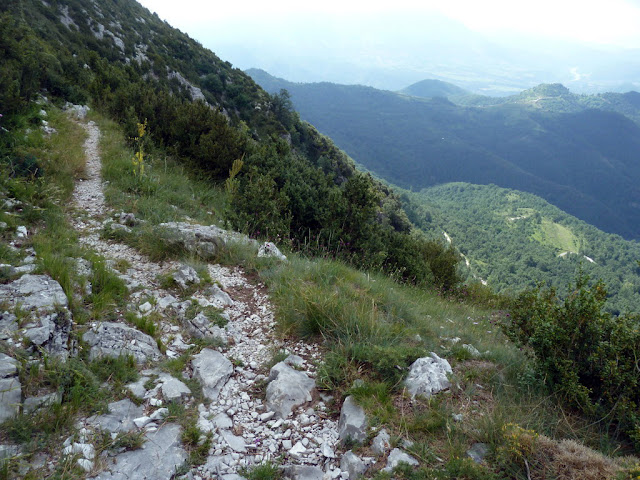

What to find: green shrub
left=502, top=273, right=640, bottom=450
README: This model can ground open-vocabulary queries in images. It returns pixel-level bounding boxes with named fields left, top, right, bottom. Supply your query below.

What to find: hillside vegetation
left=2, top=108, right=638, bottom=479
left=247, top=70, right=640, bottom=241
left=1, top=0, right=640, bottom=478
left=399, top=79, right=469, bottom=98
left=402, top=183, right=640, bottom=314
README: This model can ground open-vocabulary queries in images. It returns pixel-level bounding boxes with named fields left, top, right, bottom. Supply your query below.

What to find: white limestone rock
left=258, top=242, right=287, bottom=261
left=191, top=349, right=233, bottom=401
left=83, top=322, right=162, bottom=364
left=383, top=448, right=419, bottom=472
left=265, top=359, right=315, bottom=419
left=405, top=353, right=452, bottom=398
left=338, top=396, right=367, bottom=444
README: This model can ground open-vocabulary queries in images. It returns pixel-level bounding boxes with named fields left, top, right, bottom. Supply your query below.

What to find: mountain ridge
left=247, top=69, right=640, bottom=240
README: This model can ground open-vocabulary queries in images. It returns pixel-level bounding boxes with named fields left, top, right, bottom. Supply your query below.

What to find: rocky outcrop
left=183, top=312, right=228, bottom=342
left=191, top=348, right=233, bottom=400
left=0, top=275, right=73, bottom=358
left=0, top=274, right=67, bottom=310
left=158, top=222, right=256, bottom=258
left=405, top=353, right=453, bottom=398
left=338, top=396, right=368, bottom=444
left=265, top=358, right=315, bottom=419
left=23, top=309, right=73, bottom=359
left=83, top=322, right=162, bottom=364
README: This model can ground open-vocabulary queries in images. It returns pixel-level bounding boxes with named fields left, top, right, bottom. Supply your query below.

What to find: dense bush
left=502, top=273, right=640, bottom=450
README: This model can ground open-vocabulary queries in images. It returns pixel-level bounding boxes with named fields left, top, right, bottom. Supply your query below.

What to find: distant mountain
left=458, top=83, right=640, bottom=125
left=247, top=70, right=640, bottom=240
left=404, top=183, right=640, bottom=314
left=400, top=79, right=468, bottom=98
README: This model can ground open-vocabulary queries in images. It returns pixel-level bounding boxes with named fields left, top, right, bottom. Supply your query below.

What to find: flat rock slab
left=83, top=322, right=162, bottom=364
left=191, top=348, right=233, bottom=400
left=338, top=396, right=367, bottom=444
left=405, top=352, right=452, bottom=398
left=266, top=360, right=315, bottom=419
left=0, top=274, right=68, bottom=311
left=87, top=399, right=144, bottom=433
left=92, top=424, right=186, bottom=480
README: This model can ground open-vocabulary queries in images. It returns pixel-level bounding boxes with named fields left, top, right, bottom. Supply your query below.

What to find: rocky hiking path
left=66, top=118, right=349, bottom=479
left=0, top=112, right=455, bottom=479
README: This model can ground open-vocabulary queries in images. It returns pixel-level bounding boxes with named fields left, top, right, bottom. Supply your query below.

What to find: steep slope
left=1, top=0, right=458, bottom=288
left=247, top=71, right=640, bottom=240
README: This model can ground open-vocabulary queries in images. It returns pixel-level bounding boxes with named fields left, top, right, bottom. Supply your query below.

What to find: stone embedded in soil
left=383, top=448, right=419, bottom=472
left=338, top=396, right=368, bottom=444
left=0, top=377, right=21, bottom=423
left=283, top=464, right=324, bottom=480
left=0, top=353, right=18, bottom=378
left=404, top=352, right=453, bottom=398
left=87, top=399, right=144, bottom=433
left=23, top=391, right=62, bottom=414
left=220, top=430, right=247, bottom=453
left=371, top=428, right=391, bottom=455
left=265, top=359, right=315, bottom=419
left=159, top=222, right=256, bottom=259
left=191, top=348, right=233, bottom=400
left=91, top=424, right=186, bottom=480
left=83, top=321, right=162, bottom=364
left=0, top=312, right=18, bottom=340
left=466, top=442, right=489, bottom=464
left=173, top=264, right=200, bottom=290
left=341, top=450, right=367, bottom=480
left=157, top=373, right=191, bottom=403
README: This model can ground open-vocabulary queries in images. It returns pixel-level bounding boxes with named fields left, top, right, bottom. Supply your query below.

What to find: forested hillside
left=402, top=183, right=640, bottom=314
left=247, top=69, right=640, bottom=241
left=0, top=0, right=458, bottom=289
left=399, top=79, right=469, bottom=98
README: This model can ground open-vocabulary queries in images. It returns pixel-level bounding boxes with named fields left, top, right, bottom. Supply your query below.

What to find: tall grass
left=95, top=113, right=227, bottom=226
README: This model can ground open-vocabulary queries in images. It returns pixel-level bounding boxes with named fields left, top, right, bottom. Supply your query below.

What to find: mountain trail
left=68, top=119, right=342, bottom=479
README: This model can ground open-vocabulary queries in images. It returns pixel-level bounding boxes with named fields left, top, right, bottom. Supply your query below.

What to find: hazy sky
left=138, top=0, right=640, bottom=48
